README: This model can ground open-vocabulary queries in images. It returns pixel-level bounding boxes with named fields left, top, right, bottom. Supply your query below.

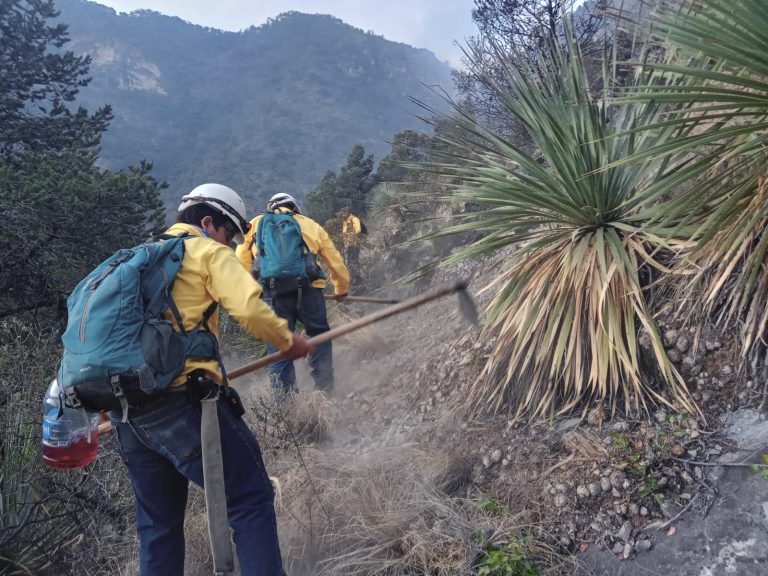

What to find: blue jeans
left=111, top=392, right=284, bottom=576
left=264, top=285, right=333, bottom=393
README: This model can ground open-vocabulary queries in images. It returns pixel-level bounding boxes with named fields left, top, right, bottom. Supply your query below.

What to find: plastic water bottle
left=41, top=378, right=100, bottom=470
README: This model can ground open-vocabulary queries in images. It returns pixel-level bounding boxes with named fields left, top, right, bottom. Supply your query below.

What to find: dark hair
left=177, top=204, right=230, bottom=229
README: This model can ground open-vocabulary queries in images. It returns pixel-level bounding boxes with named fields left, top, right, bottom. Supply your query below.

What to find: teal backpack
left=255, top=211, right=324, bottom=290
left=57, top=235, right=218, bottom=419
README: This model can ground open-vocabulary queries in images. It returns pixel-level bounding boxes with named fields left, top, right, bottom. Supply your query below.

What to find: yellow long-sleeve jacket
left=236, top=209, right=350, bottom=295
left=342, top=213, right=364, bottom=248
left=164, top=223, right=294, bottom=387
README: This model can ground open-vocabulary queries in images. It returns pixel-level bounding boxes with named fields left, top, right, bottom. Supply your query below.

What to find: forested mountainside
left=56, top=0, right=454, bottom=209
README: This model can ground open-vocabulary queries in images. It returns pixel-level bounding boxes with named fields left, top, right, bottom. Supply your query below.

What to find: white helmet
left=178, top=183, right=249, bottom=244
left=266, top=192, right=300, bottom=214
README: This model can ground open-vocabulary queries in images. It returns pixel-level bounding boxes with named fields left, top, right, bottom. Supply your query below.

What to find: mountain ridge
left=56, top=0, right=454, bottom=209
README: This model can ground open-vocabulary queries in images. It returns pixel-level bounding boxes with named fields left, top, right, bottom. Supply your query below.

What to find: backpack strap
left=256, top=214, right=266, bottom=257
left=156, top=233, right=223, bottom=375
left=200, top=302, right=230, bottom=390
left=157, top=233, right=193, bottom=334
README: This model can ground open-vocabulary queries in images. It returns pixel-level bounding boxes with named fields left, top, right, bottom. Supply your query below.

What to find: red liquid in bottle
left=42, top=430, right=99, bottom=470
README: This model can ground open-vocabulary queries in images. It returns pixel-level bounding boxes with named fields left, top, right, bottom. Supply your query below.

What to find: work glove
left=284, top=334, right=314, bottom=359
left=334, top=293, right=348, bottom=301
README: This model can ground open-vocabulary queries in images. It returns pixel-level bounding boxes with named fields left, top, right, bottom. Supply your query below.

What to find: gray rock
left=608, top=421, right=630, bottom=432
left=617, top=520, right=634, bottom=542
left=654, top=409, right=668, bottom=423
left=725, top=408, right=768, bottom=450
left=635, top=539, right=653, bottom=553
left=675, top=335, right=691, bottom=353
left=667, top=349, right=681, bottom=363
left=577, top=485, right=590, bottom=499
left=600, top=477, right=612, bottom=493
left=762, top=502, right=768, bottom=531
left=610, top=470, right=626, bottom=489
left=554, top=494, right=568, bottom=508
left=623, top=542, right=634, bottom=559
left=660, top=501, right=677, bottom=519
left=612, top=542, right=625, bottom=555
left=490, top=449, right=503, bottom=463
left=589, top=482, right=602, bottom=496
left=663, top=329, right=678, bottom=346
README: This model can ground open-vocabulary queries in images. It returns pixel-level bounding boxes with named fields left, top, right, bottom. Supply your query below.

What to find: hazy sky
left=86, top=0, right=480, bottom=66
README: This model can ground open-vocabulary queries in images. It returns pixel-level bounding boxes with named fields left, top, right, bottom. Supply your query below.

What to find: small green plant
left=474, top=494, right=541, bottom=575
left=610, top=432, right=630, bottom=450
left=639, top=477, right=659, bottom=498
left=747, top=455, right=768, bottom=480
left=477, top=540, right=540, bottom=576
left=477, top=493, right=512, bottom=517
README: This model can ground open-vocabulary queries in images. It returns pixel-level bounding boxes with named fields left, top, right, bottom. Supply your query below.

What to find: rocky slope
left=232, top=240, right=768, bottom=574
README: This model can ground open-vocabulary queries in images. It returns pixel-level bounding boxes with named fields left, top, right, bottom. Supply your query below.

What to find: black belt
left=74, top=374, right=187, bottom=411
left=263, top=276, right=308, bottom=296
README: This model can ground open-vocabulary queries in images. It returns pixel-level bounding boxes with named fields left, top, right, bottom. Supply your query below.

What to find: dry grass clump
left=247, top=387, right=337, bottom=447
left=282, top=390, right=336, bottom=445
left=275, top=444, right=558, bottom=576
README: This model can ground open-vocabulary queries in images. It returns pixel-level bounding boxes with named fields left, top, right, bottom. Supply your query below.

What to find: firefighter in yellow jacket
left=236, top=192, right=349, bottom=395
left=339, top=207, right=367, bottom=273
left=110, top=183, right=312, bottom=575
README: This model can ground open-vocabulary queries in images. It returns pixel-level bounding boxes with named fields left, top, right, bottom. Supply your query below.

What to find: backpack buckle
left=63, top=385, right=83, bottom=410
left=111, top=376, right=129, bottom=423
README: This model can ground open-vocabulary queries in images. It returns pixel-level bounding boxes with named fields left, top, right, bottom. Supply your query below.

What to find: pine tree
left=334, top=144, right=377, bottom=216
left=0, top=0, right=165, bottom=320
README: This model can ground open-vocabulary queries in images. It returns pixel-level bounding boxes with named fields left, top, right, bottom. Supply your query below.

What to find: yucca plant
left=618, top=0, right=768, bottom=370
left=415, top=22, right=702, bottom=420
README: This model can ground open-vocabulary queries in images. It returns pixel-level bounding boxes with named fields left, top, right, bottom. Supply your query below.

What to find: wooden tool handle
left=228, top=281, right=466, bottom=380
left=324, top=295, right=401, bottom=304
left=98, top=281, right=472, bottom=436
